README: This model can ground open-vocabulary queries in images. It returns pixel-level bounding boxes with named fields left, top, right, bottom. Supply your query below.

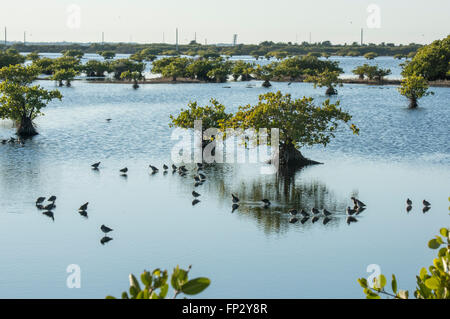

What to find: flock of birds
left=406, top=198, right=432, bottom=213
left=35, top=194, right=113, bottom=245
left=32, top=160, right=435, bottom=243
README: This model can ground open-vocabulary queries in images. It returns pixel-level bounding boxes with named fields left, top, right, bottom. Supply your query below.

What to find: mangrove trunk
left=17, top=116, right=38, bottom=138
left=274, top=143, right=322, bottom=168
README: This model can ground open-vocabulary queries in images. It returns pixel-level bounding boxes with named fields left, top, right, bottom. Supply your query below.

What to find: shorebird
left=232, top=203, right=239, bottom=212
left=192, top=191, right=201, bottom=198
left=423, top=200, right=431, bottom=207
left=423, top=206, right=431, bottom=213
left=36, top=204, right=44, bottom=210
left=79, top=210, right=88, bottom=218
left=289, top=217, right=299, bottom=224
left=261, top=199, right=271, bottom=207
left=197, top=163, right=203, bottom=169
left=194, top=182, right=202, bottom=187
left=178, top=165, right=187, bottom=172
left=406, top=198, right=412, bottom=206
left=232, top=194, right=240, bottom=203
left=36, top=197, right=46, bottom=205
left=323, top=209, right=332, bottom=217
left=300, top=209, right=309, bottom=217
left=172, top=164, right=177, bottom=171
left=106, top=118, right=112, bottom=122
left=149, top=165, right=159, bottom=173
left=323, top=217, right=332, bottom=225
left=101, top=236, right=113, bottom=245
left=351, top=197, right=366, bottom=207
left=301, top=217, right=309, bottom=224
left=355, top=206, right=366, bottom=215
left=163, top=164, right=168, bottom=171
left=91, top=162, right=101, bottom=169
left=347, top=216, right=358, bottom=225
left=79, top=202, right=89, bottom=211
left=101, top=225, right=113, bottom=234
left=199, top=173, right=206, bottom=180
left=44, top=203, right=56, bottom=210
left=346, top=206, right=356, bottom=216
left=192, top=199, right=201, bottom=206
left=43, top=211, right=54, bottom=221
left=48, top=196, right=57, bottom=203
left=406, top=205, right=412, bottom=213
left=194, top=175, right=201, bottom=182
left=311, top=208, right=320, bottom=215
left=289, top=209, right=298, bottom=216
left=312, top=216, right=320, bottom=223
left=120, top=167, right=128, bottom=174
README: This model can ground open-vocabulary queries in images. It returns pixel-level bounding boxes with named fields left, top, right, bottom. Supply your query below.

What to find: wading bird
left=192, top=191, right=201, bottom=198
left=79, top=202, right=89, bottom=211
left=232, top=194, right=240, bottom=203
left=91, top=162, right=101, bottom=169
left=423, top=200, right=431, bottom=207
left=101, top=225, right=113, bottom=234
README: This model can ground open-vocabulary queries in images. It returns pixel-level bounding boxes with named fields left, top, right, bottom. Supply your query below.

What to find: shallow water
left=0, top=79, right=449, bottom=298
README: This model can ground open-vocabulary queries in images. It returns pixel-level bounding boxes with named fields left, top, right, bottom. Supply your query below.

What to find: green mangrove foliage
left=398, top=74, right=434, bottom=108
left=305, top=69, right=342, bottom=95
left=358, top=227, right=450, bottom=299
left=130, top=48, right=157, bottom=62
left=0, top=64, right=62, bottom=137
left=352, top=64, right=392, bottom=83
left=401, top=35, right=450, bottom=81
left=225, top=91, right=359, bottom=167
left=0, top=48, right=25, bottom=68
left=120, top=70, right=143, bottom=89
left=109, top=58, right=145, bottom=80
left=364, top=52, right=378, bottom=60
left=97, top=50, right=116, bottom=60
left=51, top=69, right=78, bottom=87
left=106, top=265, right=211, bottom=299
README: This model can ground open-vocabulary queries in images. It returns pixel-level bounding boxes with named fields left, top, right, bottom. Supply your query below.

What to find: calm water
left=0, top=77, right=449, bottom=298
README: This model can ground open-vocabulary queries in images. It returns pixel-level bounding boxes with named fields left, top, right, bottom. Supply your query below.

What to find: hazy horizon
left=1, top=0, right=449, bottom=45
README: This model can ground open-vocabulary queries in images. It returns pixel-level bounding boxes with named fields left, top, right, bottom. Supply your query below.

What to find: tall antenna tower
left=102, top=32, right=104, bottom=45
left=360, top=28, right=364, bottom=45
left=4, top=27, right=7, bottom=46
left=23, top=31, right=26, bottom=44
left=233, top=34, right=238, bottom=46
left=176, top=28, right=179, bottom=51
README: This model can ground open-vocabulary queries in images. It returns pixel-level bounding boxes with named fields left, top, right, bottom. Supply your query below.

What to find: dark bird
left=406, top=198, right=412, bottom=206
left=194, top=182, right=201, bottom=187
left=323, top=209, right=332, bottom=217
left=100, top=236, right=113, bottom=245
left=323, top=217, right=332, bottom=225
left=48, top=196, right=57, bottom=203
left=101, top=224, right=113, bottom=234
left=43, top=211, right=54, bottom=221
left=346, top=206, right=356, bottom=216
left=199, top=173, right=206, bottom=180
left=311, top=208, right=320, bottom=215
left=312, top=216, right=320, bottom=223
left=300, top=209, right=309, bottom=217
left=36, top=197, right=46, bottom=205
left=289, top=217, right=299, bottom=224
left=79, top=210, right=88, bottom=218
left=355, top=206, right=366, bottom=215
left=347, top=216, right=358, bottom=225
left=423, top=206, right=431, bottom=213
left=194, top=175, right=201, bottom=182
left=149, top=165, right=159, bottom=173
left=423, top=200, right=431, bottom=207
left=289, top=209, right=298, bottom=216
left=106, top=118, right=112, bottom=122
left=179, top=165, right=187, bottom=172
left=232, top=203, right=239, bottom=213
left=36, top=204, right=44, bottom=210
left=192, top=199, right=201, bottom=206
left=79, top=202, right=89, bottom=211
left=301, top=217, right=309, bottom=224
left=351, top=197, right=366, bottom=207
left=120, top=167, right=128, bottom=174
left=192, top=191, right=201, bottom=198
left=232, top=194, right=240, bottom=203
left=197, top=163, right=203, bottom=169
left=44, top=203, right=56, bottom=210
left=91, top=162, right=101, bottom=169
left=261, top=199, right=271, bottom=207
left=406, top=205, right=412, bottom=213
left=288, top=82, right=292, bottom=86
left=163, top=164, right=168, bottom=170
left=172, top=164, right=177, bottom=171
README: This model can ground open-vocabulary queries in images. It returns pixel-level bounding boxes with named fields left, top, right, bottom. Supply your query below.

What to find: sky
left=1, top=0, right=449, bottom=45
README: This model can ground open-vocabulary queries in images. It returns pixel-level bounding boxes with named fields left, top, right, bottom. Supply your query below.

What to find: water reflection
left=100, top=236, right=113, bottom=245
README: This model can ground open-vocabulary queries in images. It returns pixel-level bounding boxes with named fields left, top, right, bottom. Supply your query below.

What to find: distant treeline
left=0, top=41, right=422, bottom=57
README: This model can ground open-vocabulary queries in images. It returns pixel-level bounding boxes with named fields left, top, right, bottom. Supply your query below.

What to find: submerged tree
left=120, top=70, right=144, bottom=89
left=255, top=64, right=276, bottom=87
left=0, top=64, right=62, bottom=137
left=305, top=69, right=343, bottom=95
left=398, top=74, right=434, bottom=109
left=97, top=50, right=116, bottom=60
left=51, top=68, right=78, bottom=87
left=0, top=49, right=26, bottom=68
left=226, top=91, right=359, bottom=168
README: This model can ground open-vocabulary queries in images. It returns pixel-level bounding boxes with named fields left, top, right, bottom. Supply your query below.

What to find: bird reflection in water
left=100, top=236, right=113, bottom=245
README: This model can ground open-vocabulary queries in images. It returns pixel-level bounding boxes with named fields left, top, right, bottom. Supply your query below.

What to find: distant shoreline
left=36, top=77, right=450, bottom=88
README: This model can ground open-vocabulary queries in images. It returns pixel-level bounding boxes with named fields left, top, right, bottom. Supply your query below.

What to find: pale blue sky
left=2, top=0, right=449, bottom=44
